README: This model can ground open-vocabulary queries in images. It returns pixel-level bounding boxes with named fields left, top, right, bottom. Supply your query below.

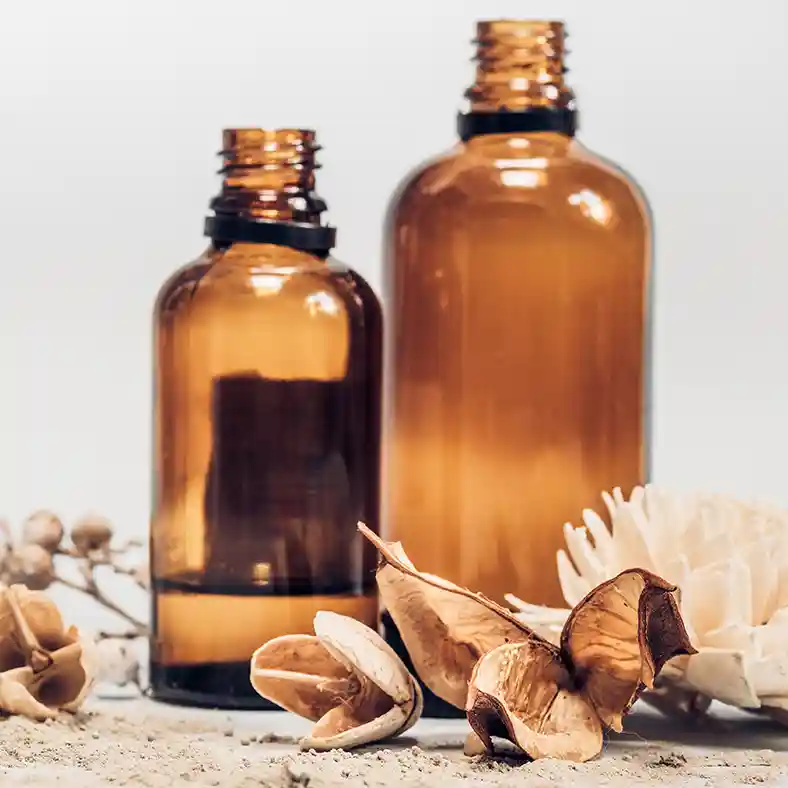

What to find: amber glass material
left=383, top=21, right=651, bottom=613
left=150, top=129, right=382, bottom=709
left=467, top=20, right=574, bottom=112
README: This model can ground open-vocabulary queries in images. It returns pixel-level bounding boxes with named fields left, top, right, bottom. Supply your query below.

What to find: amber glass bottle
left=383, top=19, right=651, bottom=690
left=150, top=129, right=382, bottom=709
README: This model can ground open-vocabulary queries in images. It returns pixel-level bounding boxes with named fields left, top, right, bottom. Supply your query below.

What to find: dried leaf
left=250, top=611, right=422, bottom=751
left=357, top=523, right=537, bottom=708
left=560, top=568, right=697, bottom=731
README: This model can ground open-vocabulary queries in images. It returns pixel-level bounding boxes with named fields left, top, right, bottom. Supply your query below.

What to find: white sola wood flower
left=507, top=484, right=788, bottom=722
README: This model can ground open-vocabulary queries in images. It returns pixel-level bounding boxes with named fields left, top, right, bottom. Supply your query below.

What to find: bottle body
left=383, top=131, right=651, bottom=609
left=150, top=242, right=381, bottom=708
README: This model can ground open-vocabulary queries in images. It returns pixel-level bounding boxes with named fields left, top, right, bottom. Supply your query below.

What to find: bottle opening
left=458, top=19, right=577, bottom=142
left=204, top=127, right=336, bottom=254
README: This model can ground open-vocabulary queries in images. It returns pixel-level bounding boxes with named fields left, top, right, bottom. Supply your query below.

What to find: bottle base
left=381, top=611, right=465, bottom=719
left=148, top=660, right=282, bottom=711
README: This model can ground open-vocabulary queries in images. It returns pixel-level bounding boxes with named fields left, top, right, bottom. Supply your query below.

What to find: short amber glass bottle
left=383, top=20, right=651, bottom=630
left=150, top=129, right=382, bottom=709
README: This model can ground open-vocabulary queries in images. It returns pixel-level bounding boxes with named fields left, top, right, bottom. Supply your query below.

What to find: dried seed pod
left=0, top=585, right=95, bottom=719
left=466, top=569, right=696, bottom=761
left=359, top=524, right=696, bottom=762
left=7, top=544, right=56, bottom=591
left=467, top=640, right=603, bottom=762
left=0, top=640, right=96, bottom=720
left=70, top=514, right=113, bottom=555
left=21, top=511, right=64, bottom=553
left=250, top=611, right=422, bottom=751
left=357, top=523, right=535, bottom=709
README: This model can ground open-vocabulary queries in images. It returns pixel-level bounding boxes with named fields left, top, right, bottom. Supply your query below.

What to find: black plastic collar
left=458, top=107, right=578, bottom=142
left=204, top=215, right=336, bottom=255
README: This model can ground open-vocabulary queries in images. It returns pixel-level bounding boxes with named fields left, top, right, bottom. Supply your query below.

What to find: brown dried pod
left=0, top=584, right=96, bottom=720
left=250, top=611, right=422, bottom=750
left=357, top=523, right=536, bottom=708
left=466, top=569, right=697, bottom=761
left=70, top=514, right=113, bottom=555
left=21, top=511, right=64, bottom=553
left=358, top=525, right=696, bottom=762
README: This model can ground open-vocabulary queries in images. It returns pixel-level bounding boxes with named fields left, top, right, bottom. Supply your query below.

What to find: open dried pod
left=0, top=584, right=96, bottom=719
left=357, top=523, right=536, bottom=709
left=250, top=611, right=422, bottom=750
left=0, top=641, right=96, bottom=720
left=466, top=569, right=697, bottom=761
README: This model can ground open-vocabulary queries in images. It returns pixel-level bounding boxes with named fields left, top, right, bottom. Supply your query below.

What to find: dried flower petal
left=358, top=523, right=534, bottom=708
left=251, top=611, right=422, bottom=751
left=560, top=568, right=696, bottom=731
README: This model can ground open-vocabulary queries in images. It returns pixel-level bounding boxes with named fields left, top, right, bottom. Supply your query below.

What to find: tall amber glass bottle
left=383, top=19, right=651, bottom=664
left=150, top=129, right=382, bottom=709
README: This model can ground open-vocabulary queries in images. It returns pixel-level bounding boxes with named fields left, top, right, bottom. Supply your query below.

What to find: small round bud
left=10, top=544, right=55, bottom=590
left=21, top=510, right=65, bottom=552
left=71, top=514, right=114, bottom=555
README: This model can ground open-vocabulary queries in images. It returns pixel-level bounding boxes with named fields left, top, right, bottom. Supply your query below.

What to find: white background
left=0, top=0, right=786, bottom=554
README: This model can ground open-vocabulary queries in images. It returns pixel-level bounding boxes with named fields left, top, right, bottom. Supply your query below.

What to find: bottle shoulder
left=154, top=245, right=378, bottom=323
left=153, top=246, right=216, bottom=317
left=386, top=133, right=650, bottom=222
left=327, top=257, right=382, bottom=317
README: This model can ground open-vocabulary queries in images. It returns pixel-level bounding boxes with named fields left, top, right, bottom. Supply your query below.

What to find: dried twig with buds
left=0, top=510, right=150, bottom=694
left=1, top=511, right=149, bottom=628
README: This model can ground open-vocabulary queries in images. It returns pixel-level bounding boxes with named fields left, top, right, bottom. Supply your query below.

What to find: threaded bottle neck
left=205, top=128, right=336, bottom=254
left=458, top=20, right=577, bottom=142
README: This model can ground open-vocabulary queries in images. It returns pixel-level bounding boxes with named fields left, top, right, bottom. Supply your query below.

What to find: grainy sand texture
left=0, top=700, right=786, bottom=787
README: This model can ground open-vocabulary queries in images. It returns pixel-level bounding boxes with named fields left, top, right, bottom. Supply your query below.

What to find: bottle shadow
left=609, top=704, right=788, bottom=752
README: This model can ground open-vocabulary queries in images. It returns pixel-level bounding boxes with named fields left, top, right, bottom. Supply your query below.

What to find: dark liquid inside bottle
left=202, top=374, right=361, bottom=589
left=151, top=370, right=378, bottom=709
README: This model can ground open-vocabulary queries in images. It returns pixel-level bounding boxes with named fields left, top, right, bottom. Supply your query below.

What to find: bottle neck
left=204, top=129, right=336, bottom=255
left=457, top=20, right=578, bottom=142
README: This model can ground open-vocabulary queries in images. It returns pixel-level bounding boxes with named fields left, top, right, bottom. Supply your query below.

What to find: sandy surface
left=0, top=699, right=786, bottom=786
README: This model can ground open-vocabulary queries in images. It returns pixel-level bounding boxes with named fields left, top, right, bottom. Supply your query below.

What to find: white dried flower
left=509, top=484, right=788, bottom=723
